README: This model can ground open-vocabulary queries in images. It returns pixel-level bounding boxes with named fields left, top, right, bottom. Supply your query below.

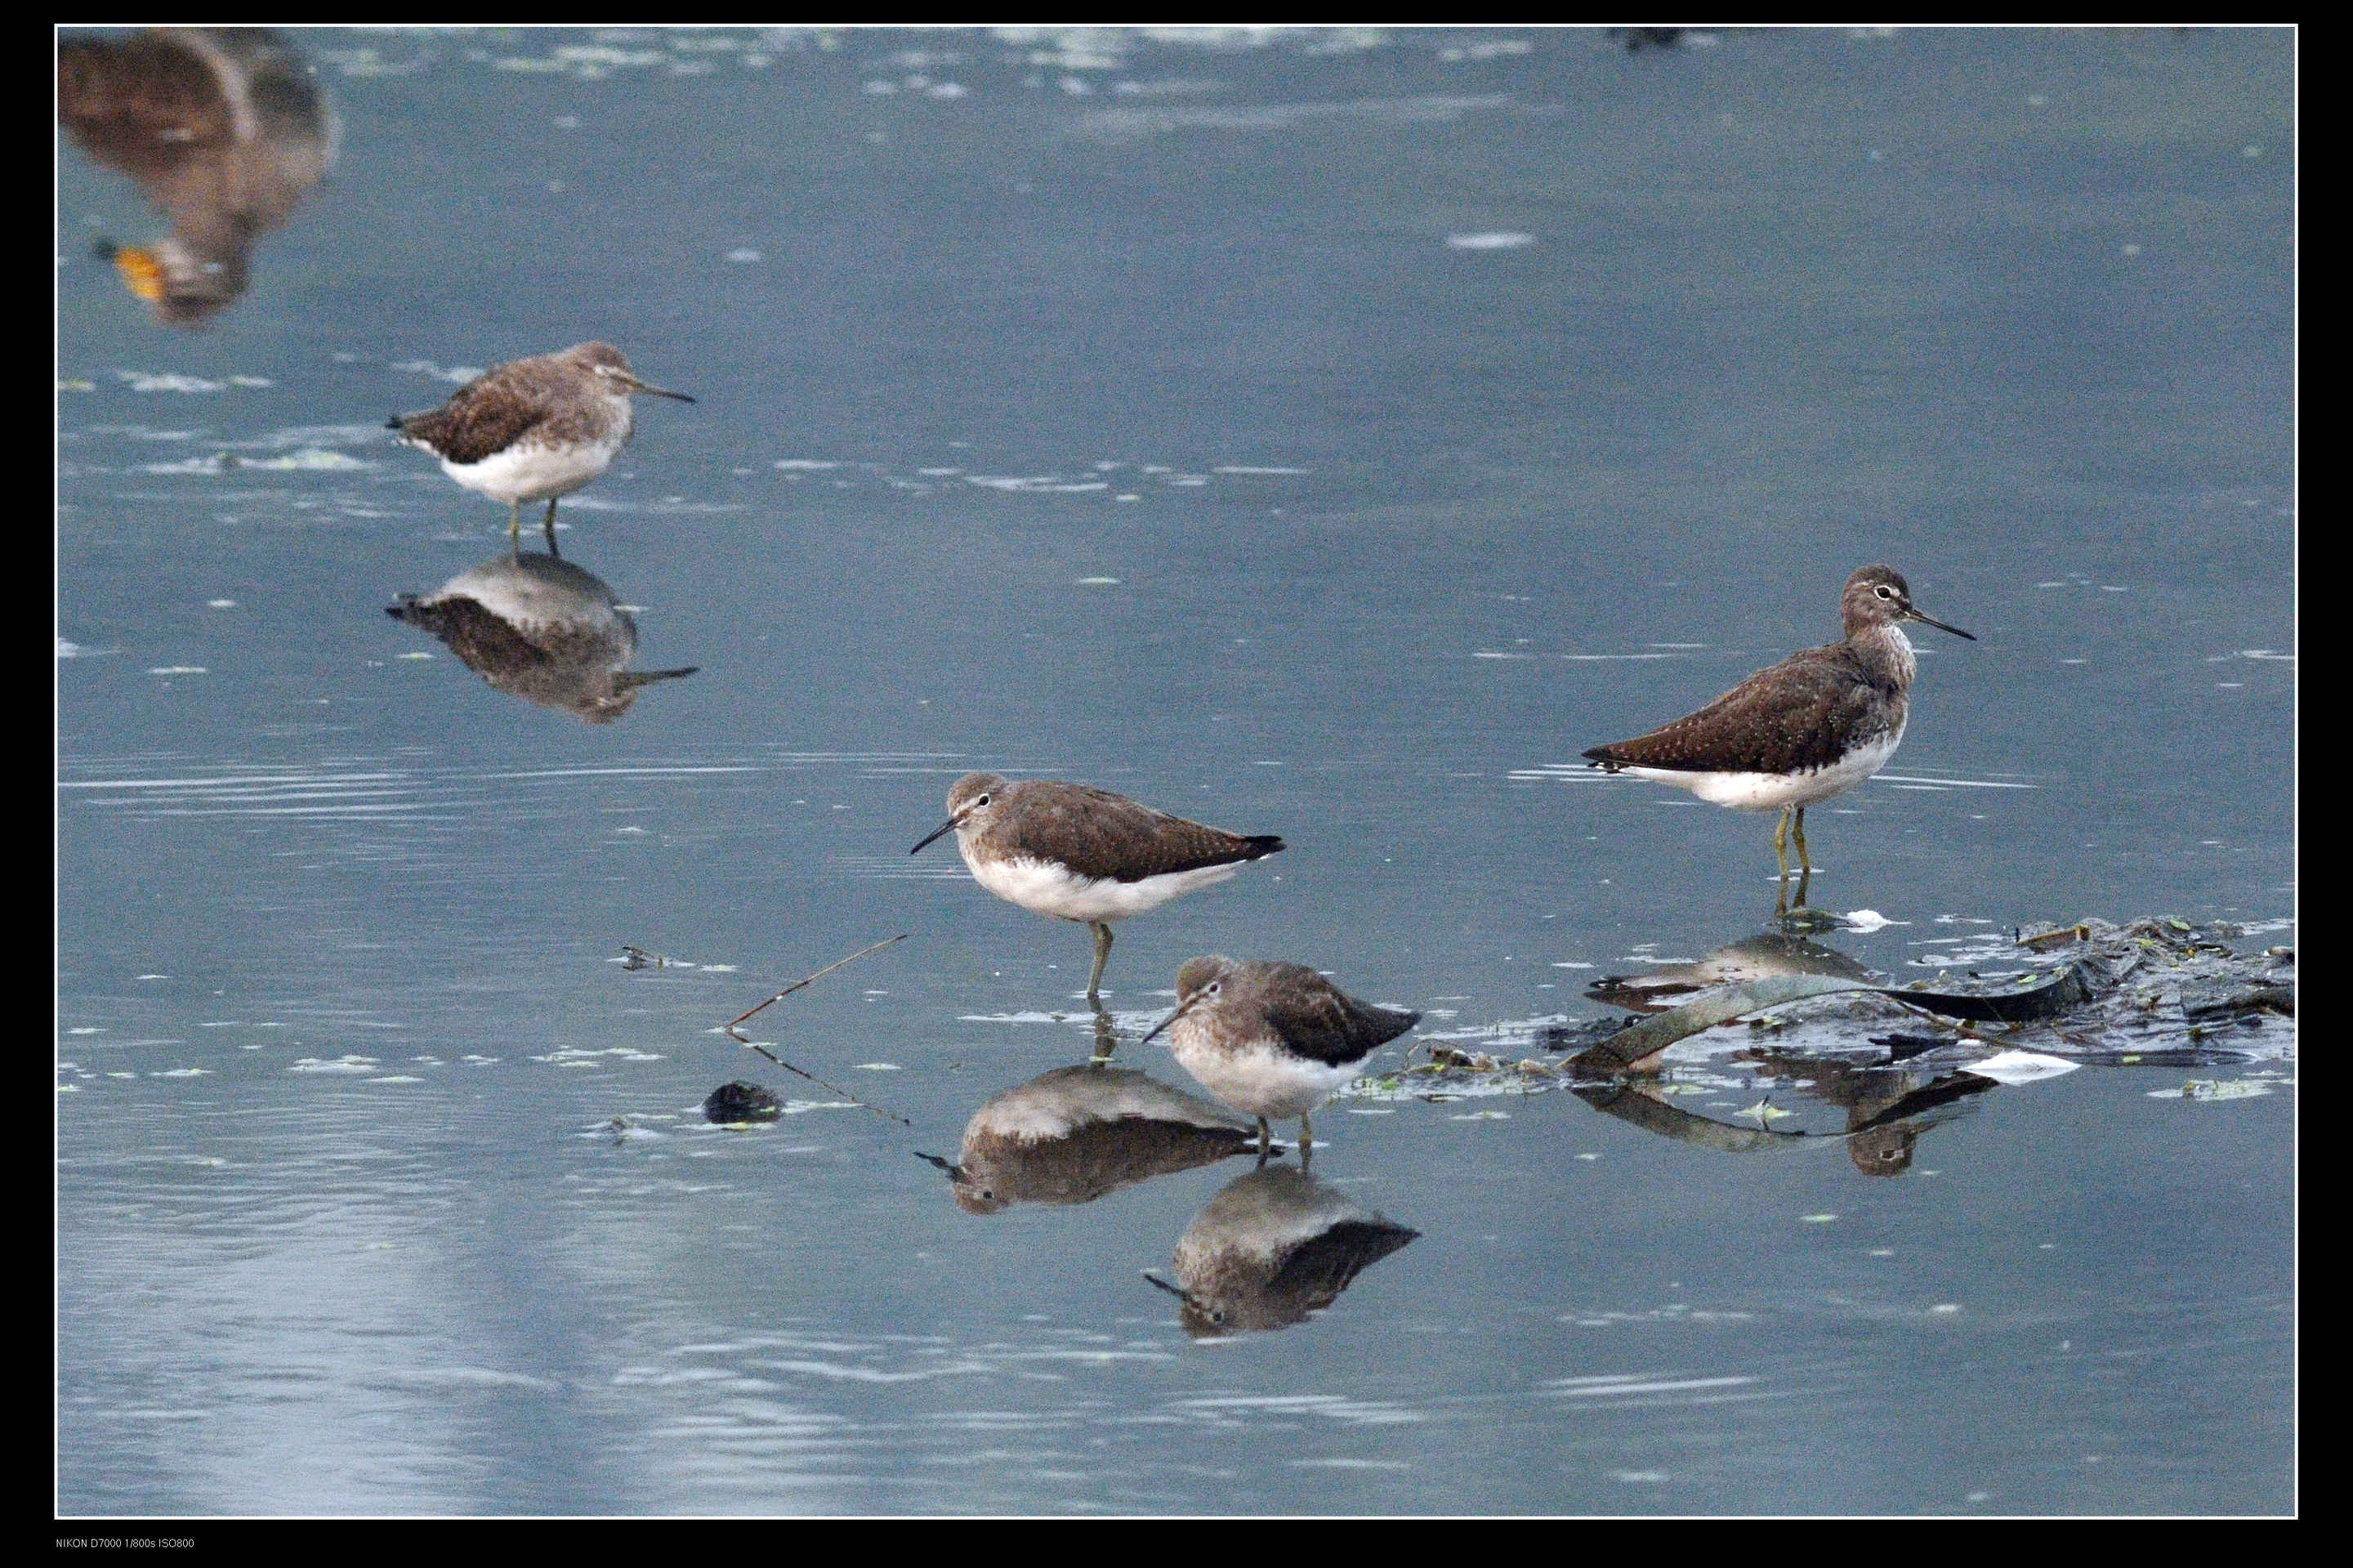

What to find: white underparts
left=1622, top=725, right=1905, bottom=811
left=1169, top=1030, right=1365, bottom=1120
left=964, top=850, right=1245, bottom=922
left=422, top=429, right=628, bottom=507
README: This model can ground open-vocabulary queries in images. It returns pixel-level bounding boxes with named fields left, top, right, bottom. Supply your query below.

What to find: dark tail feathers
left=1242, top=834, right=1285, bottom=860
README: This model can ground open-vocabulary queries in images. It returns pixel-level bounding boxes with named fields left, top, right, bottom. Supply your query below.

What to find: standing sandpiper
left=387, top=342, right=693, bottom=553
left=1583, top=565, right=1975, bottom=903
left=1142, top=958, right=1420, bottom=1159
left=909, top=773, right=1284, bottom=1003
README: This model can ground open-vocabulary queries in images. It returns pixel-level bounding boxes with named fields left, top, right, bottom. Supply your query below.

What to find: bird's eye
left=1875, top=584, right=1896, bottom=599
left=975, top=794, right=990, bottom=807
left=1206, top=981, right=1221, bottom=994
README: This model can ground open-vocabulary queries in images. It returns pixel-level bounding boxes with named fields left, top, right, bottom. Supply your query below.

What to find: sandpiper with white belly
left=1142, top=957, right=1420, bottom=1160
left=910, top=773, right=1284, bottom=1004
left=1583, top=565, right=1975, bottom=901
left=387, top=342, right=693, bottom=554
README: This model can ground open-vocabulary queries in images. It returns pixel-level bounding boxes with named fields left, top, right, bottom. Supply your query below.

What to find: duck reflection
left=929, top=1063, right=1262, bottom=1215
left=387, top=551, right=697, bottom=723
left=1156, top=1166, right=1418, bottom=1338
left=1583, top=931, right=1873, bottom=1014
left=59, top=29, right=337, bottom=326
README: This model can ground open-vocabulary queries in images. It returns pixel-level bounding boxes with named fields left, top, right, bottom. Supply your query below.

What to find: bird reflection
left=926, top=1063, right=1263, bottom=1215
left=1735, top=1043, right=1997, bottom=1176
left=1154, top=1166, right=1418, bottom=1338
left=1584, top=932, right=1873, bottom=1014
left=387, top=551, right=696, bottom=723
left=58, top=28, right=337, bottom=326
left=1571, top=1044, right=1995, bottom=1177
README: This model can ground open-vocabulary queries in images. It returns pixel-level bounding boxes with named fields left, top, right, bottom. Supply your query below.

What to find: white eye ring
left=975, top=794, right=990, bottom=806
left=1206, top=981, right=1221, bottom=994
left=1875, top=584, right=1896, bottom=599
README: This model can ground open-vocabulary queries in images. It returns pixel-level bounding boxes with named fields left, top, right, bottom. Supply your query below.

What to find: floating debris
left=703, top=1080, right=783, bottom=1124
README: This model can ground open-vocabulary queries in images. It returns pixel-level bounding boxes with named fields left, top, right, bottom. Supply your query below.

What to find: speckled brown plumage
left=1585, top=642, right=1904, bottom=777
left=1173, top=958, right=1420, bottom=1068
left=949, top=774, right=1284, bottom=884
left=1585, top=565, right=1971, bottom=780
left=388, top=343, right=636, bottom=465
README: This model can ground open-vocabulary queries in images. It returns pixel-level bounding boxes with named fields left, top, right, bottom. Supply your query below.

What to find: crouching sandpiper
left=1144, top=957, right=1420, bottom=1161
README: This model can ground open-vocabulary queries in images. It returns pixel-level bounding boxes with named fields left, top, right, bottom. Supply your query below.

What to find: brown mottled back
left=963, top=776, right=1284, bottom=883
left=389, top=344, right=634, bottom=464
left=1179, top=958, right=1420, bottom=1068
left=1583, top=641, right=1902, bottom=777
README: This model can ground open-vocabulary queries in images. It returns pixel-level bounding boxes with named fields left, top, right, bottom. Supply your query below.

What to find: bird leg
left=542, top=497, right=560, bottom=557
left=1298, top=1113, right=1315, bottom=1169
left=507, top=500, right=524, bottom=551
left=1257, top=1117, right=1272, bottom=1163
left=1085, top=921, right=1114, bottom=1003
left=1793, top=806, right=1812, bottom=876
left=1087, top=1002, right=1117, bottom=1065
left=1772, top=806, right=1794, bottom=903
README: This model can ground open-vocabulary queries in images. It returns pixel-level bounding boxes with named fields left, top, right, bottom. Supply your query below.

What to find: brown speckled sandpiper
left=910, top=773, right=1284, bottom=1003
left=1141, top=957, right=1419, bottom=1159
left=1584, top=565, right=1975, bottom=895
left=388, top=342, right=693, bottom=553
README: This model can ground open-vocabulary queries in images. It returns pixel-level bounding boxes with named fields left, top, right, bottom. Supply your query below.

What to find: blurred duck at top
left=58, top=28, right=337, bottom=325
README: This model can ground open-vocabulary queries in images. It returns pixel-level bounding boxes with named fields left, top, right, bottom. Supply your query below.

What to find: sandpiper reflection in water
left=1154, top=1165, right=1418, bottom=1338
left=386, top=551, right=696, bottom=723
left=923, top=1064, right=1262, bottom=1215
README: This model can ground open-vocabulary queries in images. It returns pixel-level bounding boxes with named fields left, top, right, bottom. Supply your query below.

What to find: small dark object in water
left=1869, top=1033, right=1947, bottom=1062
left=704, top=1081, right=782, bottom=1124
left=1619, top=27, right=1684, bottom=51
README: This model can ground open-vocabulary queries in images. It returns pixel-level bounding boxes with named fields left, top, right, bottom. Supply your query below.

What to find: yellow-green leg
left=1085, top=921, right=1113, bottom=1003
left=507, top=500, right=524, bottom=550
left=1257, top=1117, right=1272, bottom=1162
left=542, top=497, right=560, bottom=556
left=1771, top=806, right=1794, bottom=915
left=1792, top=806, right=1812, bottom=875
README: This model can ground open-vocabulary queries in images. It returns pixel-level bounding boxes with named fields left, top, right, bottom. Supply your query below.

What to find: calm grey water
left=57, top=26, right=2293, bottom=1516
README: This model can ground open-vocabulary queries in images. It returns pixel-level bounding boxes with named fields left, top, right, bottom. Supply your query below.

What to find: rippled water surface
left=58, top=26, right=2293, bottom=1516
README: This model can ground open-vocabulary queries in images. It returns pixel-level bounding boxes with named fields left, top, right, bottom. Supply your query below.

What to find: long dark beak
left=909, top=815, right=961, bottom=855
left=623, top=374, right=694, bottom=403
left=1904, top=606, right=1976, bottom=641
left=1141, top=1270, right=1199, bottom=1309
left=615, top=667, right=699, bottom=690
left=1140, top=995, right=1200, bottom=1045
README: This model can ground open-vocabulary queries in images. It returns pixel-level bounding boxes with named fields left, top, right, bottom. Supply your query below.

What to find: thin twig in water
left=723, top=934, right=911, bottom=1125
